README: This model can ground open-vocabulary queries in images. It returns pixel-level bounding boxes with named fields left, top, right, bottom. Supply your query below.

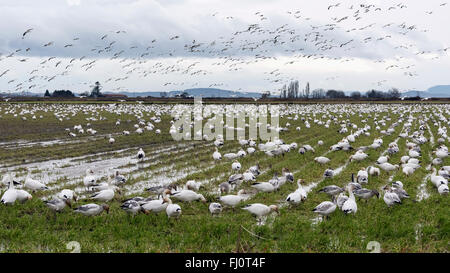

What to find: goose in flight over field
left=22, top=28, right=33, bottom=39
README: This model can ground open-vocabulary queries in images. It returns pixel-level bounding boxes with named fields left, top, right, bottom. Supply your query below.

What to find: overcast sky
left=0, top=0, right=449, bottom=95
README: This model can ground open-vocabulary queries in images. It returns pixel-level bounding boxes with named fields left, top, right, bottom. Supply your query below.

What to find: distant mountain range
left=400, top=85, right=450, bottom=98
left=104, top=88, right=266, bottom=98
left=2, top=85, right=449, bottom=98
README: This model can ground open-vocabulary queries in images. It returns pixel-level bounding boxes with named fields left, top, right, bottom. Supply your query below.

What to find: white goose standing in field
left=1, top=173, right=21, bottom=188
left=383, top=186, right=402, bottom=207
left=438, top=184, right=449, bottom=195
left=91, top=185, right=121, bottom=202
left=286, top=179, right=307, bottom=205
left=231, top=161, right=241, bottom=172
left=74, top=203, right=110, bottom=216
left=219, top=193, right=244, bottom=208
left=120, top=199, right=143, bottom=215
left=318, top=185, right=345, bottom=196
left=392, top=181, right=410, bottom=199
left=336, top=193, right=349, bottom=209
left=242, top=203, right=279, bottom=224
left=367, top=166, right=380, bottom=176
left=170, top=189, right=206, bottom=203
left=185, top=180, right=201, bottom=191
left=213, top=148, right=222, bottom=160
left=357, top=168, right=369, bottom=184
left=378, top=162, right=399, bottom=172
left=24, top=174, right=48, bottom=192
left=242, top=171, right=256, bottom=182
left=165, top=198, right=182, bottom=219
left=341, top=185, right=357, bottom=214
left=251, top=181, right=277, bottom=193
left=83, top=169, right=97, bottom=189
left=137, top=148, right=145, bottom=161
left=44, top=197, right=71, bottom=212
left=376, top=155, right=389, bottom=164
left=209, top=202, right=223, bottom=216
left=315, top=156, right=330, bottom=164
left=312, top=198, right=337, bottom=219
left=430, top=168, right=448, bottom=188
left=141, top=190, right=172, bottom=214
left=15, top=189, right=32, bottom=203
left=111, top=171, right=127, bottom=185
left=350, top=150, right=368, bottom=162
left=57, top=189, right=77, bottom=202
left=1, top=178, right=18, bottom=205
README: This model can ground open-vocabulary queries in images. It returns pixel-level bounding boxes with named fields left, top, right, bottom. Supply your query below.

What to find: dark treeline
left=278, top=80, right=403, bottom=100
left=44, top=89, right=75, bottom=98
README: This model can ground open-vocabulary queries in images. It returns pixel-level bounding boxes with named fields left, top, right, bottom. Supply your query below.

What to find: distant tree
left=180, top=91, right=189, bottom=98
left=326, top=90, right=346, bottom=99
left=366, top=89, right=385, bottom=99
left=312, top=88, right=325, bottom=99
left=160, top=92, right=168, bottom=98
left=388, top=88, right=401, bottom=99
left=90, top=81, right=103, bottom=98
left=52, top=90, right=74, bottom=98
left=350, top=91, right=361, bottom=99
left=261, top=91, right=270, bottom=99
left=44, top=90, right=51, bottom=97
left=280, top=84, right=287, bottom=99
left=304, top=82, right=310, bottom=99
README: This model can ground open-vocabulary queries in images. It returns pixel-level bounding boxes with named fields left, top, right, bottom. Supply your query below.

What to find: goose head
left=198, top=194, right=207, bottom=203
left=102, top=204, right=110, bottom=214
left=269, top=205, right=279, bottom=214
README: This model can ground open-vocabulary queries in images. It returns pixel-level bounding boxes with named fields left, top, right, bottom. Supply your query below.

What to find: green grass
left=0, top=102, right=449, bottom=253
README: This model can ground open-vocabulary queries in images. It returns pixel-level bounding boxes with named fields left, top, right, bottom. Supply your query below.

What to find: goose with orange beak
left=140, top=189, right=172, bottom=214
left=242, top=203, right=279, bottom=224
left=165, top=197, right=182, bottom=219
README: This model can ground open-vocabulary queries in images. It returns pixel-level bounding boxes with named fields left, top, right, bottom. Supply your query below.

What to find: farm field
left=0, top=102, right=449, bottom=253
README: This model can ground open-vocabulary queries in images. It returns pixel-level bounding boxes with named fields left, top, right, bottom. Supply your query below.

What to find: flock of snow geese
left=0, top=103, right=449, bottom=224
